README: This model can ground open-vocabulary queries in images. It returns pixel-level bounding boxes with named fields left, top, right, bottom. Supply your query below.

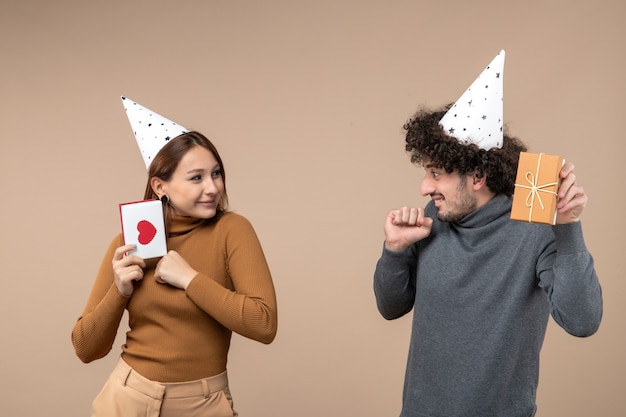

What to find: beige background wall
left=1, top=1, right=624, bottom=416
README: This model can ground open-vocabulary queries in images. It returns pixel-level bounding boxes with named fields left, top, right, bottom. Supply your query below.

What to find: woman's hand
left=154, top=250, right=198, bottom=290
left=112, top=244, right=146, bottom=296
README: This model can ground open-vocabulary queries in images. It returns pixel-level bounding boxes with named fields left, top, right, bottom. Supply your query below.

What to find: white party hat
left=439, top=49, right=505, bottom=150
left=121, top=96, right=188, bottom=170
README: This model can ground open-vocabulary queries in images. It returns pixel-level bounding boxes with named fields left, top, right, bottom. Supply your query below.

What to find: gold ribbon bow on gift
left=514, top=153, right=559, bottom=223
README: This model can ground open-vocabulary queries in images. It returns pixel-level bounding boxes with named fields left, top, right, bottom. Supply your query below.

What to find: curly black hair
left=404, top=104, right=527, bottom=197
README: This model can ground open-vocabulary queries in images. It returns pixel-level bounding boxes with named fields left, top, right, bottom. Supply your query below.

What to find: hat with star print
left=439, top=49, right=505, bottom=150
left=121, top=96, right=188, bottom=170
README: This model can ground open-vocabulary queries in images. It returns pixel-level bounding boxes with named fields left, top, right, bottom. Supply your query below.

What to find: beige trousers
left=91, top=358, right=237, bottom=417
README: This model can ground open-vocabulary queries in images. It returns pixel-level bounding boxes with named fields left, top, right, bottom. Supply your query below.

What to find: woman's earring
left=160, top=195, right=169, bottom=204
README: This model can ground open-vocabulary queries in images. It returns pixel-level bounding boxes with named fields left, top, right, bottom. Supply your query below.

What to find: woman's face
left=160, top=146, right=224, bottom=219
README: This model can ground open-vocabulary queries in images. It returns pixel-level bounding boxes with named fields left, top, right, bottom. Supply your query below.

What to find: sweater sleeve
left=538, top=222, right=603, bottom=337
left=373, top=243, right=417, bottom=320
left=71, top=235, right=130, bottom=362
left=185, top=215, right=278, bottom=344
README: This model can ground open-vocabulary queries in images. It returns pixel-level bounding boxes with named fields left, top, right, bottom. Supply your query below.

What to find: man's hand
left=384, top=207, right=433, bottom=252
left=556, top=162, right=587, bottom=224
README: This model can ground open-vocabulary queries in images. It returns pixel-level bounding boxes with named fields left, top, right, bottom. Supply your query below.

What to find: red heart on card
left=137, top=220, right=157, bottom=245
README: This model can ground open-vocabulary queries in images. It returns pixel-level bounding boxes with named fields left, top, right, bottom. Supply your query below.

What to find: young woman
left=72, top=131, right=278, bottom=417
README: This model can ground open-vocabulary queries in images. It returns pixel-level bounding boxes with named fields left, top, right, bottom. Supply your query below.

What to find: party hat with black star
left=121, top=96, right=188, bottom=170
left=439, top=49, right=505, bottom=150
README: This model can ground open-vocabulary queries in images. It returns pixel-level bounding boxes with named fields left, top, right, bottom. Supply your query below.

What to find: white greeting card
left=119, top=199, right=167, bottom=259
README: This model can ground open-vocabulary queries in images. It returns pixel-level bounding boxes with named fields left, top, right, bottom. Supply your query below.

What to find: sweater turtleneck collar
left=167, top=214, right=210, bottom=237
left=453, top=193, right=512, bottom=228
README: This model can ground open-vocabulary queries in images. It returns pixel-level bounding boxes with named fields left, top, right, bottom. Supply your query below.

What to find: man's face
left=420, top=164, right=477, bottom=222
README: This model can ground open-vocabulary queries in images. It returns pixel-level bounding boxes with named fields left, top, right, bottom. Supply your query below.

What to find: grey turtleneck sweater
left=374, top=194, right=602, bottom=417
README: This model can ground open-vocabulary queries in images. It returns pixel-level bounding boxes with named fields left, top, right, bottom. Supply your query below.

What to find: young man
left=374, top=51, right=603, bottom=417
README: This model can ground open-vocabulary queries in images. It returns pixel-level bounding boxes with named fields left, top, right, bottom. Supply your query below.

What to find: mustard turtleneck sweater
left=72, top=212, right=277, bottom=382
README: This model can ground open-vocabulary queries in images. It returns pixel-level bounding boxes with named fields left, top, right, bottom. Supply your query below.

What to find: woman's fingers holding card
left=112, top=244, right=146, bottom=296
left=112, top=245, right=146, bottom=268
left=113, top=264, right=144, bottom=296
left=113, top=244, right=134, bottom=260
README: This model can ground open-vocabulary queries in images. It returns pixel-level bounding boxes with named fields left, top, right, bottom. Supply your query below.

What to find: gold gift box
left=510, top=152, right=564, bottom=225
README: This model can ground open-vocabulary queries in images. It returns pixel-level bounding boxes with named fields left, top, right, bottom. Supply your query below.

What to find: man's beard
left=436, top=176, right=477, bottom=222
